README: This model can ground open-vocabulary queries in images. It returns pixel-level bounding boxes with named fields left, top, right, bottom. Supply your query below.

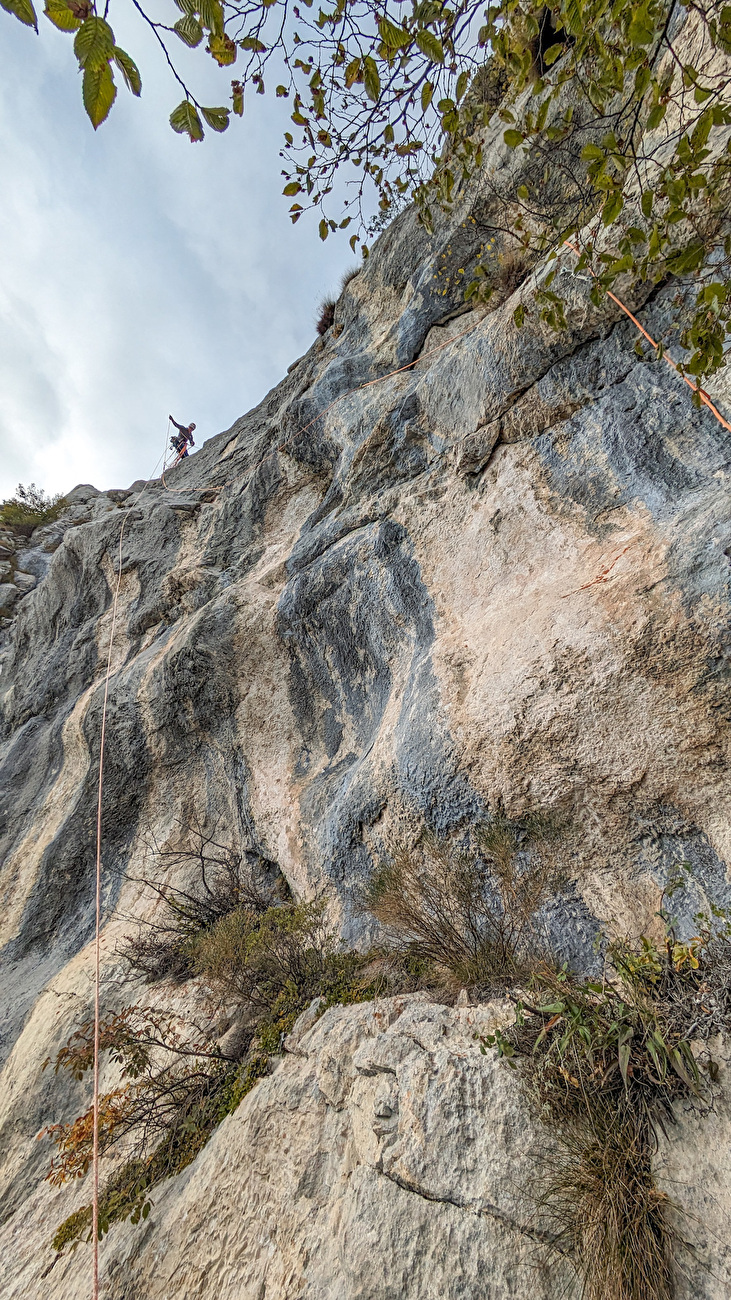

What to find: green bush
left=0, top=483, right=66, bottom=532
left=481, top=876, right=731, bottom=1300
left=46, top=830, right=393, bottom=1255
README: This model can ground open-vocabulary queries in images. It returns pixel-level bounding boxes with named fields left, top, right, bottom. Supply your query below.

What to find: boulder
left=12, top=571, right=36, bottom=594
left=0, top=582, right=19, bottom=613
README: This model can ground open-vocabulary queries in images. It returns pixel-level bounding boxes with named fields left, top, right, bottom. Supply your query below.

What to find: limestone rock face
left=1, top=102, right=731, bottom=1297
left=2, top=997, right=729, bottom=1300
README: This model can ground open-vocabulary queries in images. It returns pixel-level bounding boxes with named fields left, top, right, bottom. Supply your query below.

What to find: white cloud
left=0, top=11, right=357, bottom=499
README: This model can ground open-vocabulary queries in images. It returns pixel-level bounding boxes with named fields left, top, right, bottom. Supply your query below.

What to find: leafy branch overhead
left=4, top=0, right=731, bottom=383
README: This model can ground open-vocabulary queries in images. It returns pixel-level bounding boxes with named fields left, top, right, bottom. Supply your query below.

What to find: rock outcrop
left=1, top=102, right=730, bottom=1297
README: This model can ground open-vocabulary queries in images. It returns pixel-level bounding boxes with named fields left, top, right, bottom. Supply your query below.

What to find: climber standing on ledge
left=169, top=415, right=196, bottom=459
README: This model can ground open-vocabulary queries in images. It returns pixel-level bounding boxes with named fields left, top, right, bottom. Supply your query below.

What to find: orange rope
left=90, top=431, right=168, bottom=1300
left=563, top=240, right=731, bottom=433
left=91, top=519, right=126, bottom=1300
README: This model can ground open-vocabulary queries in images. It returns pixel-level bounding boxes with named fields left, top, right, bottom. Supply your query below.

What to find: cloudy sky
left=0, top=9, right=358, bottom=500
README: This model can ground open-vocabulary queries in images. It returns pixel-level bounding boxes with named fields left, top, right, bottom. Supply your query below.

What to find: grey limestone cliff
left=1, top=102, right=731, bottom=1298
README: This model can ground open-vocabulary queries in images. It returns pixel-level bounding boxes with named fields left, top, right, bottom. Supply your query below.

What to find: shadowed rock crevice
left=380, top=1168, right=562, bottom=1249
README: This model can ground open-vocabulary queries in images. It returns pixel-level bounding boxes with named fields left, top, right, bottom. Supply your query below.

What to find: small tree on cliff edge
left=5, top=0, right=731, bottom=384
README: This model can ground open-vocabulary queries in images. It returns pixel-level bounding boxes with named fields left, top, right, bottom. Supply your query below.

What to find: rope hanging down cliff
left=562, top=241, right=731, bottom=434
left=90, top=431, right=168, bottom=1300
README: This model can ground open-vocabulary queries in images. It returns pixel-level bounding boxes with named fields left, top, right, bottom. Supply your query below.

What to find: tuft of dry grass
left=315, top=268, right=359, bottom=337
left=339, top=265, right=360, bottom=291
left=496, top=245, right=532, bottom=297
left=540, top=1103, right=676, bottom=1300
left=316, top=297, right=336, bottom=335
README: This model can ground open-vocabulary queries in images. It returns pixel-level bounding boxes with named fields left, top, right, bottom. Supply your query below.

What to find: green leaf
left=503, top=128, right=524, bottom=148
left=607, top=254, right=633, bottom=276
left=319, top=218, right=328, bottom=240
left=377, top=16, right=409, bottom=49
left=645, top=1035, right=665, bottom=1078
left=537, top=1002, right=565, bottom=1014
left=44, top=0, right=80, bottom=32
left=618, top=1028, right=633, bottom=1089
left=170, top=99, right=204, bottom=142
left=628, top=9, right=655, bottom=45
left=667, top=241, right=705, bottom=274
left=634, top=65, right=651, bottom=97
left=641, top=190, right=653, bottom=218
left=233, top=87, right=243, bottom=116
left=421, top=80, right=433, bottom=111
left=201, top=105, right=229, bottom=132
left=113, top=47, right=141, bottom=95
left=601, top=191, right=623, bottom=225
left=173, top=14, right=203, bottom=47
left=517, top=184, right=529, bottom=200
left=207, top=32, right=237, bottom=65
left=1, top=0, right=37, bottom=29
left=282, top=181, right=301, bottom=196
left=543, top=42, right=564, bottom=66
left=415, top=29, right=444, bottom=63
left=456, top=70, right=470, bottom=101
left=82, top=61, right=116, bottom=129
left=74, top=16, right=115, bottom=69
left=197, top=0, right=223, bottom=36
left=581, top=142, right=604, bottom=160
left=691, top=108, right=713, bottom=150
left=669, top=1045, right=699, bottom=1093
left=344, top=57, right=361, bottom=88
left=363, top=55, right=380, bottom=102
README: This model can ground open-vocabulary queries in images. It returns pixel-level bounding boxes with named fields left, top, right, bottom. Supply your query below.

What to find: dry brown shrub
left=362, top=812, right=565, bottom=988
left=498, top=880, right=731, bottom=1300
left=496, top=245, right=533, bottom=297
left=466, top=58, right=509, bottom=113
left=119, top=821, right=287, bottom=984
left=192, top=900, right=334, bottom=1014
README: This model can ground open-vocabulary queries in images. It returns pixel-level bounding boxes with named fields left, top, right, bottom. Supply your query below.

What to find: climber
left=169, top=415, right=196, bottom=459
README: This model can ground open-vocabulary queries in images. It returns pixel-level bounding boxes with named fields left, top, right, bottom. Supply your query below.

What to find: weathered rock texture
left=1, top=102, right=731, bottom=1297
